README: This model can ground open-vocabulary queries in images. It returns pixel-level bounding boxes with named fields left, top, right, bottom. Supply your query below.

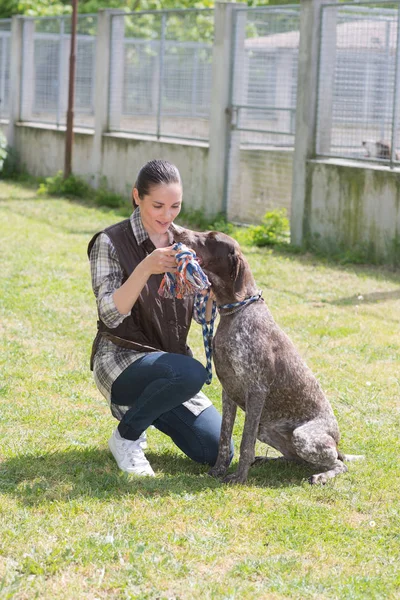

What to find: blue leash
left=218, top=292, right=263, bottom=316
left=158, top=243, right=262, bottom=384
left=193, top=292, right=218, bottom=384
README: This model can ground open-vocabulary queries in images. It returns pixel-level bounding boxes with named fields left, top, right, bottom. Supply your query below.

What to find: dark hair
left=133, top=159, right=182, bottom=205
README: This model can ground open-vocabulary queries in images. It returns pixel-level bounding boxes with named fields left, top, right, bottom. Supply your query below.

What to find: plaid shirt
left=89, top=208, right=211, bottom=420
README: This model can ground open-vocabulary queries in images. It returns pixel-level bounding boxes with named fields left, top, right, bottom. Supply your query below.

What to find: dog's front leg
left=209, top=389, right=237, bottom=480
left=223, top=388, right=266, bottom=485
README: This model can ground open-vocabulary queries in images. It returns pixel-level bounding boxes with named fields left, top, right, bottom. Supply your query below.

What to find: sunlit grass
left=0, top=181, right=399, bottom=599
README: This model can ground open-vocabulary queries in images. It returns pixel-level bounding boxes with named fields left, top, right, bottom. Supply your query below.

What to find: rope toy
left=158, top=242, right=216, bottom=384
left=158, top=243, right=210, bottom=299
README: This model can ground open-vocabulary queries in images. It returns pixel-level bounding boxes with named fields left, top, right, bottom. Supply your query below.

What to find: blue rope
left=158, top=244, right=262, bottom=383
left=194, top=292, right=218, bottom=384
left=218, top=292, right=263, bottom=313
left=158, top=242, right=217, bottom=384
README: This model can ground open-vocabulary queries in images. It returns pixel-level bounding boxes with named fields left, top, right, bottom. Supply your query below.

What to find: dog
left=362, top=140, right=399, bottom=160
left=172, top=226, right=363, bottom=485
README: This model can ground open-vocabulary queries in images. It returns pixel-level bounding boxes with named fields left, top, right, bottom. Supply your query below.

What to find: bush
left=248, top=208, right=290, bottom=246
left=38, top=171, right=91, bottom=198
left=176, top=208, right=234, bottom=233
left=0, top=131, right=7, bottom=172
left=95, top=178, right=128, bottom=209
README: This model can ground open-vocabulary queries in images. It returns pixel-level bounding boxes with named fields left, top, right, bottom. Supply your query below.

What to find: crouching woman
left=88, top=159, right=233, bottom=476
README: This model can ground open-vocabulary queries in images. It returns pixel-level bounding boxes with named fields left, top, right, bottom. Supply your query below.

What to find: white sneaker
left=108, top=429, right=155, bottom=476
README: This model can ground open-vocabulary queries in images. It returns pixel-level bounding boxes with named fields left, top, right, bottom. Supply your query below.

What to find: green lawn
left=0, top=180, right=399, bottom=600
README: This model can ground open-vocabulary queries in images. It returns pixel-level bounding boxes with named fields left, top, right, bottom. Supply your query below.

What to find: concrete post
left=7, top=16, right=24, bottom=147
left=206, top=2, right=240, bottom=216
left=291, top=0, right=337, bottom=246
left=91, top=9, right=123, bottom=186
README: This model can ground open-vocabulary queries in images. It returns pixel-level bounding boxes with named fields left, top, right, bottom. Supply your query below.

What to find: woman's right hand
left=143, top=245, right=178, bottom=275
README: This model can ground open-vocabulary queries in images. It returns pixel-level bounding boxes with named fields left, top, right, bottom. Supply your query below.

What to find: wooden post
left=64, top=0, right=78, bottom=179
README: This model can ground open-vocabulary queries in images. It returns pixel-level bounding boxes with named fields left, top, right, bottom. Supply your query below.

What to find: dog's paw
left=208, top=466, right=227, bottom=479
left=308, top=473, right=328, bottom=485
left=251, top=455, right=266, bottom=466
left=222, top=472, right=248, bottom=485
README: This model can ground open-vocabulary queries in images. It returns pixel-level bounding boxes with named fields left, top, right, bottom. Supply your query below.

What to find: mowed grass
left=0, top=180, right=399, bottom=600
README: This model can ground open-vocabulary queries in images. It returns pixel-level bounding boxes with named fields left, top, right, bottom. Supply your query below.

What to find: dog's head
left=171, top=225, right=255, bottom=303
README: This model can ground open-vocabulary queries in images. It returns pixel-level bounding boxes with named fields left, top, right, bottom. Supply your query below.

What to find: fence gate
left=225, top=6, right=300, bottom=224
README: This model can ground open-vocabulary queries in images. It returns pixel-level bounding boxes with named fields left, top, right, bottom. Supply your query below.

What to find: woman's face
left=134, top=183, right=182, bottom=236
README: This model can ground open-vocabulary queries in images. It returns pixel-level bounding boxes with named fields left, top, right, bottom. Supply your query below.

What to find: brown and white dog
left=173, top=226, right=363, bottom=485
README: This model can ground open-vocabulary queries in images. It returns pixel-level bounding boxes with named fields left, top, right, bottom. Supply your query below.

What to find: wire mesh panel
left=109, top=9, right=214, bottom=140
left=0, top=20, right=11, bottom=120
left=316, top=3, right=400, bottom=163
left=21, top=15, right=97, bottom=128
left=226, top=7, right=300, bottom=224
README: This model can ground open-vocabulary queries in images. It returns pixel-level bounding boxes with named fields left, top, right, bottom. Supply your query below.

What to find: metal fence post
left=390, top=4, right=400, bottom=164
left=316, top=3, right=337, bottom=155
left=291, top=0, right=336, bottom=246
left=56, top=16, right=64, bottom=127
left=20, top=17, right=35, bottom=122
left=157, top=13, right=166, bottom=139
left=108, top=12, right=125, bottom=131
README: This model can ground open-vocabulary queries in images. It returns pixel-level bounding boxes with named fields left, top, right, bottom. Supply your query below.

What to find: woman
left=88, top=159, right=232, bottom=476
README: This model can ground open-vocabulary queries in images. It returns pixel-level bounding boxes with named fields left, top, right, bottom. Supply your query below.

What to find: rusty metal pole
left=64, top=0, right=78, bottom=179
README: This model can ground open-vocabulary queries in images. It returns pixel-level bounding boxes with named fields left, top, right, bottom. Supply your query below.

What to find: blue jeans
left=110, top=352, right=234, bottom=467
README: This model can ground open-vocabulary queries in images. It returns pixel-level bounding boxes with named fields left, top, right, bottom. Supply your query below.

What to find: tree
left=0, top=0, right=299, bottom=19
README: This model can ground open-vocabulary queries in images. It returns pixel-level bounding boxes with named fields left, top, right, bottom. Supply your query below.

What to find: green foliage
left=176, top=208, right=234, bottom=234
left=248, top=208, right=290, bottom=246
left=0, top=0, right=300, bottom=19
left=38, top=171, right=91, bottom=198
left=0, top=135, right=22, bottom=179
left=0, top=131, right=7, bottom=173
left=95, top=177, right=130, bottom=210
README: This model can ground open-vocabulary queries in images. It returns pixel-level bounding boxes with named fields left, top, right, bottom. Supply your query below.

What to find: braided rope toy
left=158, top=242, right=216, bottom=384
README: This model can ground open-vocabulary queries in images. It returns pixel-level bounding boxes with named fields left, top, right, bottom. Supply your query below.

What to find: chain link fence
left=108, top=9, right=214, bottom=141
left=0, top=19, right=11, bottom=120
left=20, top=14, right=97, bottom=129
left=226, top=7, right=300, bottom=223
left=316, top=2, right=400, bottom=163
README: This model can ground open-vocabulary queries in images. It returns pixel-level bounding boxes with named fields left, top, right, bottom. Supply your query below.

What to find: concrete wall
left=13, top=123, right=211, bottom=210
left=15, top=124, right=93, bottom=179
left=228, top=148, right=293, bottom=223
left=101, top=134, right=209, bottom=211
left=13, top=123, right=292, bottom=218
left=308, top=159, right=400, bottom=262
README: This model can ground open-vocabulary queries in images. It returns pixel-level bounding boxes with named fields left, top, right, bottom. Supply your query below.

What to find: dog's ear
left=229, top=250, right=245, bottom=298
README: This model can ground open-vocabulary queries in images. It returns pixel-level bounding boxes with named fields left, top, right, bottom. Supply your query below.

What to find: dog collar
left=218, top=292, right=263, bottom=316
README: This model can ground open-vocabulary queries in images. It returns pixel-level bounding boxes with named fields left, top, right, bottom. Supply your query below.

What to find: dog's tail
left=338, top=451, right=365, bottom=462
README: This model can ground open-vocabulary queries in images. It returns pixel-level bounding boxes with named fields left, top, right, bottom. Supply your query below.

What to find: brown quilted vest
left=87, top=219, right=194, bottom=369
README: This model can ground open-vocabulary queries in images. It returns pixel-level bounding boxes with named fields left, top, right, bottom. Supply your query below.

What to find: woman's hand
left=143, top=245, right=178, bottom=276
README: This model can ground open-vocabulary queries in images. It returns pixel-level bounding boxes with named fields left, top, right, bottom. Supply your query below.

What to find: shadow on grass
left=0, top=447, right=313, bottom=506
left=332, top=289, right=400, bottom=305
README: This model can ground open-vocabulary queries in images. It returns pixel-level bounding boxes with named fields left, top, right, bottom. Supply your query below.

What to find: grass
left=0, top=179, right=399, bottom=599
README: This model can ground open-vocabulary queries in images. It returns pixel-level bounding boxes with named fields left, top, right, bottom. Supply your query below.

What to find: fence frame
left=108, top=8, right=214, bottom=143
left=315, top=0, right=400, bottom=166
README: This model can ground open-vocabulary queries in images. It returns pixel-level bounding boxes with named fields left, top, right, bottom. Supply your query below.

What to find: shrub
left=38, top=171, right=91, bottom=198
left=95, top=178, right=128, bottom=209
left=0, top=131, right=7, bottom=172
left=248, top=208, right=290, bottom=246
